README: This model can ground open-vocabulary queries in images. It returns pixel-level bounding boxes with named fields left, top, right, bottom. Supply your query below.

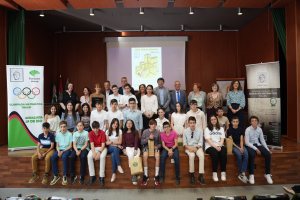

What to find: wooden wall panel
left=227, top=32, right=238, bottom=78
left=214, top=32, right=228, bottom=80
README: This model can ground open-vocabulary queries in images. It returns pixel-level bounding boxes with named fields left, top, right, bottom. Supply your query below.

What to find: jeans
left=232, top=145, right=248, bottom=174
left=69, top=149, right=89, bottom=176
left=206, top=146, right=227, bottom=172
left=246, top=145, right=271, bottom=174
left=51, top=150, right=71, bottom=176
left=107, top=146, right=122, bottom=174
left=161, top=147, right=180, bottom=176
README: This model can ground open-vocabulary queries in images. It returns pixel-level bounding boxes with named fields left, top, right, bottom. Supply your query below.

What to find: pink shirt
left=161, top=130, right=178, bottom=147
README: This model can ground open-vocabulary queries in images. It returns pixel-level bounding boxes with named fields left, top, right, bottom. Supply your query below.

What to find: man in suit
left=101, top=81, right=113, bottom=110
left=153, top=78, right=171, bottom=120
left=118, top=77, right=135, bottom=95
left=170, top=81, right=187, bottom=113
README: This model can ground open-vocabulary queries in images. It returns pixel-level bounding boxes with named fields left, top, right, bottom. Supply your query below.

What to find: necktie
left=177, top=91, right=180, bottom=102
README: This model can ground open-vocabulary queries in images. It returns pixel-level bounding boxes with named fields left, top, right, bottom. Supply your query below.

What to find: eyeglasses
left=129, top=103, right=135, bottom=105
left=191, top=103, right=197, bottom=106
left=191, top=132, right=194, bottom=139
left=163, top=126, right=170, bottom=129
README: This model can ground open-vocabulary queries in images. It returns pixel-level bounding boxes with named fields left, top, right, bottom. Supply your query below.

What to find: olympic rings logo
left=13, top=87, right=40, bottom=99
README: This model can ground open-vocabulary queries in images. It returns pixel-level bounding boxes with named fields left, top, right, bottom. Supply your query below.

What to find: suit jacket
left=101, top=90, right=113, bottom=106
left=119, top=87, right=135, bottom=95
left=153, top=87, right=171, bottom=112
left=170, top=90, right=187, bottom=112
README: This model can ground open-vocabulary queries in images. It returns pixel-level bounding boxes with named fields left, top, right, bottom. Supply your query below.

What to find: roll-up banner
left=7, top=65, right=44, bottom=151
left=246, top=62, right=281, bottom=147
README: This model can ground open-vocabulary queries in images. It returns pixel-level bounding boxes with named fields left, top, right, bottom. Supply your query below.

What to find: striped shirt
left=227, top=90, right=246, bottom=108
left=38, top=132, right=55, bottom=148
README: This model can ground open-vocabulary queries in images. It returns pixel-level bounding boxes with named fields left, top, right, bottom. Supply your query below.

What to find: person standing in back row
left=170, top=81, right=187, bottom=113
left=153, top=78, right=171, bottom=120
left=119, top=77, right=135, bottom=95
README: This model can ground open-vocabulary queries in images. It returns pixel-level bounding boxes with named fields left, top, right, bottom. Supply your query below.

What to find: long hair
left=207, top=115, right=221, bottom=131
left=65, top=101, right=77, bottom=122
left=123, top=119, right=136, bottom=136
left=83, top=87, right=91, bottom=95
left=174, top=102, right=184, bottom=114
left=47, top=105, right=58, bottom=115
left=108, top=118, right=120, bottom=137
left=80, top=103, right=91, bottom=117
left=139, top=84, right=147, bottom=94
left=146, top=84, right=154, bottom=95
left=229, top=80, right=242, bottom=91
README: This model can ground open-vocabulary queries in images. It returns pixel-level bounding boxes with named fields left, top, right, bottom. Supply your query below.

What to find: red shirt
left=89, top=130, right=106, bottom=147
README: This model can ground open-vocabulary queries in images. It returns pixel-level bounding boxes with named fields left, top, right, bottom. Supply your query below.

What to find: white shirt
left=105, top=91, right=110, bottom=107
left=155, top=117, right=169, bottom=132
left=204, top=127, right=225, bottom=150
left=107, top=94, right=122, bottom=111
left=245, top=126, right=268, bottom=150
left=105, top=109, right=124, bottom=127
left=120, top=94, right=138, bottom=113
left=141, top=95, right=158, bottom=115
left=90, top=110, right=107, bottom=132
left=106, top=129, right=123, bottom=142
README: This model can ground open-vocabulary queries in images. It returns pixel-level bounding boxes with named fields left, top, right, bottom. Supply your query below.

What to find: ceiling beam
left=68, top=0, right=117, bottom=9
left=222, top=0, right=272, bottom=8
left=271, top=0, right=295, bottom=8
left=174, top=0, right=221, bottom=8
left=0, top=0, right=18, bottom=10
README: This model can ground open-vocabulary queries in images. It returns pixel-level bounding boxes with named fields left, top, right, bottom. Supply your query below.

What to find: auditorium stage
left=0, top=136, right=299, bottom=189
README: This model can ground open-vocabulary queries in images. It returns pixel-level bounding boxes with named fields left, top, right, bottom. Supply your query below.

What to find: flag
left=52, top=79, right=57, bottom=103
left=59, top=75, right=63, bottom=94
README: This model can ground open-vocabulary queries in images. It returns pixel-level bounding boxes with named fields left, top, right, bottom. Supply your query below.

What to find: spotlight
left=220, top=24, right=223, bottom=31
left=101, top=26, right=105, bottom=32
left=181, top=25, right=185, bottom=31
left=238, top=7, right=243, bottom=15
left=140, top=7, right=144, bottom=14
left=90, top=8, right=95, bottom=16
left=189, top=7, right=194, bottom=14
left=40, top=10, right=44, bottom=17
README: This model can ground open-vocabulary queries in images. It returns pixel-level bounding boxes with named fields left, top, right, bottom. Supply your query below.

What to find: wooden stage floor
left=0, top=136, right=299, bottom=189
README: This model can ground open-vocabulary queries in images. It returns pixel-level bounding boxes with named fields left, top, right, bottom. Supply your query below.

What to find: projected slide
left=132, top=47, right=162, bottom=90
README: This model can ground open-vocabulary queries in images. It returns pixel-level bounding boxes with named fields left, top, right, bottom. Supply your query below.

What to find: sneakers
left=79, top=176, right=85, bottom=185
left=175, top=176, right=180, bottom=185
left=29, top=173, right=39, bottom=183
left=249, top=174, right=255, bottom=184
left=154, top=176, right=160, bottom=186
left=159, top=175, right=165, bottom=184
left=50, top=175, right=60, bottom=185
left=221, top=172, right=226, bottom=181
left=283, top=187, right=295, bottom=195
left=42, top=173, right=49, bottom=184
left=62, top=175, right=67, bottom=185
left=70, top=175, right=77, bottom=185
left=264, top=174, right=273, bottom=184
left=141, top=175, right=149, bottom=186
left=198, top=176, right=206, bottom=185
left=132, top=175, right=137, bottom=185
left=238, top=174, right=248, bottom=184
left=190, top=176, right=195, bottom=186
left=212, top=172, right=219, bottom=182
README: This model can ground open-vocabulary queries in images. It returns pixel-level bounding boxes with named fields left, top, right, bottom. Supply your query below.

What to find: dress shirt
left=183, top=127, right=203, bottom=147
left=227, top=90, right=246, bottom=108
left=123, top=108, right=143, bottom=131
left=159, top=87, right=164, bottom=105
left=176, top=91, right=180, bottom=102
left=245, top=126, right=268, bottom=150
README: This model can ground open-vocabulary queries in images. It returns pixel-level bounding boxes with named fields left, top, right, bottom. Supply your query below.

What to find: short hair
left=249, top=116, right=259, bottom=123
left=104, top=80, right=110, bottom=85
left=232, top=116, right=239, bottom=121
left=188, top=116, right=196, bottom=123
left=110, top=99, right=118, bottom=105
left=42, top=122, right=50, bottom=128
left=190, top=100, right=198, bottom=105
left=92, top=121, right=100, bottom=129
left=157, top=108, right=165, bottom=113
left=95, top=83, right=102, bottom=88
left=59, top=121, right=67, bottom=126
left=95, top=101, right=102, bottom=105
left=149, top=119, right=157, bottom=125
left=229, top=80, right=243, bottom=91
left=76, top=121, right=84, bottom=126
left=129, top=98, right=136, bottom=103
left=65, top=83, right=74, bottom=91
left=112, top=85, right=118, bottom=89
left=121, top=77, right=127, bottom=80
left=124, top=83, right=131, bottom=88
left=157, top=77, right=165, bottom=83
left=216, top=107, right=223, bottom=112
left=174, top=81, right=180, bottom=84
left=163, top=121, right=170, bottom=127
left=211, top=83, right=219, bottom=92
left=193, top=83, right=202, bottom=90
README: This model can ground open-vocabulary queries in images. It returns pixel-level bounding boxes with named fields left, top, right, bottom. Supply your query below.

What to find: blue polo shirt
left=38, top=132, right=55, bottom=148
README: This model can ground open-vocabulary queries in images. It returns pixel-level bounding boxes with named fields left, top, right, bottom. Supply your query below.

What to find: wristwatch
left=99, top=151, right=102, bottom=153
left=196, top=147, right=199, bottom=150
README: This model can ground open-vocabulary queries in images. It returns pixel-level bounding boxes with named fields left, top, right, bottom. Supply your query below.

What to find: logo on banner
left=270, top=97, right=277, bottom=107
left=10, top=68, right=24, bottom=82
left=257, top=72, right=268, bottom=86
left=29, top=70, right=41, bottom=82
left=29, top=70, right=40, bottom=77
left=13, top=87, right=40, bottom=99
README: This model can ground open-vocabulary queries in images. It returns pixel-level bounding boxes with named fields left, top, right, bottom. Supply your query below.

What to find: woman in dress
left=80, top=103, right=91, bottom=132
left=171, top=102, right=187, bottom=137
left=207, top=83, right=223, bottom=120
left=136, top=84, right=146, bottom=111
left=44, top=105, right=60, bottom=135
left=80, top=87, right=91, bottom=106
left=188, top=83, right=207, bottom=113
left=141, top=85, right=158, bottom=129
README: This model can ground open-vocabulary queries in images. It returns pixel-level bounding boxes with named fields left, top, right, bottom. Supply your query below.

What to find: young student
left=155, top=108, right=169, bottom=132
left=119, top=83, right=138, bottom=114
left=29, top=122, right=55, bottom=184
left=183, top=116, right=205, bottom=186
left=216, top=107, right=229, bottom=135
left=186, top=100, right=206, bottom=133
left=61, top=101, right=80, bottom=133
left=69, top=121, right=90, bottom=185
left=140, top=119, right=161, bottom=186
left=44, top=105, right=60, bottom=135
left=50, top=121, right=73, bottom=185
left=89, top=83, right=106, bottom=111
left=80, top=103, right=91, bottom=132
left=106, top=118, right=124, bottom=182
left=160, top=121, right=180, bottom=185
left=227, top=116, right=248, bottom=184
left=107, top=85, right=123, bottom=111
left=205, top=115, right=227, bottom=182
left=123, top=98, right=143, bottom=139
left=245, top=116, right=273, bottom=184
left=105, top=99, right=123, bottom=130
left=171, top=102, right=187, bottom=137
left=122, top=120, right=141, bottom=185
left=90, top=101, right=107, bottom=132
left=141, top=85, right=158, bottom=129
left=87, top=121, right=107, bottom=187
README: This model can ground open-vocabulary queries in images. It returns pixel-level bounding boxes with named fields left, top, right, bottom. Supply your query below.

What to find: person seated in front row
left=186, top=100, right=206, bottom=133
left=50, top=120, right=73, bottom=186
left=160, top=121, right=180, bottom=185
left=183, top=116, right=206, bottom=186
left=87, top=121, right=107, bottom=187
left=245, top=116, right=273, bottom=185
left=227, top=116, right=248, bottom=184
left=29, top=122, right=55, bottom=184
left=141, top=119, right=161, bottom=186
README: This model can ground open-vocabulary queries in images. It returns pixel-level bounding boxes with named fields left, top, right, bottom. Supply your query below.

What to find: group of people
left=28, top=77, right=273, bottom=187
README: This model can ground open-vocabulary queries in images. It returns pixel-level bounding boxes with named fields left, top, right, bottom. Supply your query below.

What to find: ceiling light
left=181, top=25, right=185, bottom=31
left=140, top=7, right=144, bottom=14
left=90, top=8, right=94, bottom=16
left=40, top=10, right=44, bottom=17
left=141, top=25, right=144, bottom=32
left=238, top=7, right=243, bottom=15
left=189, top=7, right=194, bottom=14
left=220, top=24, right=223, bottom=31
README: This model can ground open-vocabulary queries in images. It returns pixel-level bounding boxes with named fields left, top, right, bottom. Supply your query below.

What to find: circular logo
left=196, top=115, right=200, bottom=119
left=13, top=87, right=40, bottom=99
left=178, top=142, right=183, bottom=146
left=133, top=162, right=138, bottom=167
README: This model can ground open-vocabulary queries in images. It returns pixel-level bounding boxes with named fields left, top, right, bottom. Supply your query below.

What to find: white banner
left=216, top=78, right=245, bottom=100
left=7, top=65, right=44, bottom=150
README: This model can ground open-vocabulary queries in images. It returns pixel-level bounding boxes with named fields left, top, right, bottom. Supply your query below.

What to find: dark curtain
left=271, top=8, right=286, bottom=58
